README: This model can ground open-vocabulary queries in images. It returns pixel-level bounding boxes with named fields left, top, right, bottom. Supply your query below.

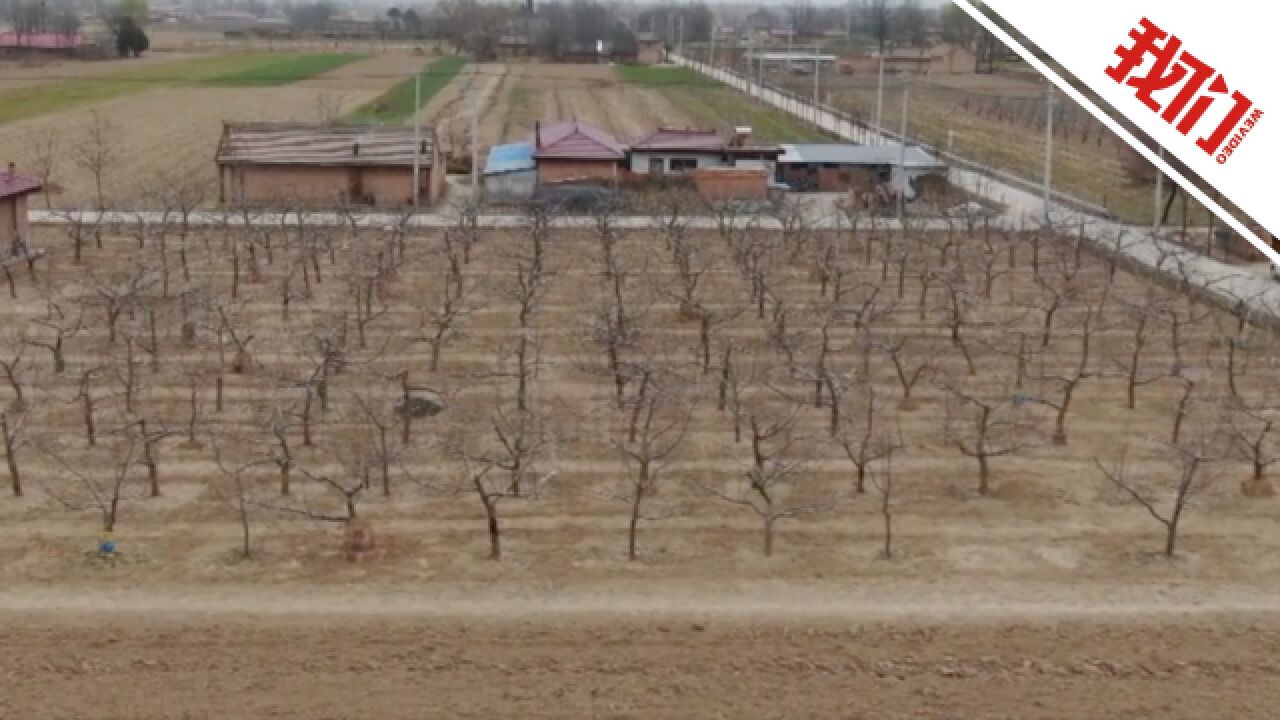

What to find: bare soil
left=3, top=587, right=1279, bottom=718
left=0, top=52, right=424, bottom=208
left=4, top=215, right=1279, bottom=715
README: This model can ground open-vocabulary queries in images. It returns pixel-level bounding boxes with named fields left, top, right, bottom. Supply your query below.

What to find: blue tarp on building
left=484, top=142, right=536, bottom=175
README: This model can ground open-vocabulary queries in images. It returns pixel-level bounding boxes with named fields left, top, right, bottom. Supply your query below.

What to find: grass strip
left=347, top=55, right=467, bottom=123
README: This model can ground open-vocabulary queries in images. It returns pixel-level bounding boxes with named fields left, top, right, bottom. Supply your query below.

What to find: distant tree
left=114, top=0, right=148, bottom=24
left=402, top=8, right=422, bottom=36
left=113, top=16, right=149, bottom=57
left=285, top=1, right=336, bottom=32
left=387, top=6, right=403, bottom=31
left=609, top=20, right=636, bottom=60
left=894, top=0, right=927, bottom=47
left=862, top=0, right=893, bottom=54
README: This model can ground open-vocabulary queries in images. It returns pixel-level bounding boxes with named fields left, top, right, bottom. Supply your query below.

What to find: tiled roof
left=631, top=127, right=725, bottom=152
left=533, top=121, right=625, bottom=160
left=216, top=122, right=436, bottom=168
left=0, top=169, right=41, bottom=199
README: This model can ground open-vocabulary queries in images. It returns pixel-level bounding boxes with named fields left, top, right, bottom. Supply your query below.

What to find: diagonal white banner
left=956, top=1, right=1277, bottom=265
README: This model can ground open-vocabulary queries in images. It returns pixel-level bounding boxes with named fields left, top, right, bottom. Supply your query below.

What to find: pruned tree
left=943, top=379, right=1033, bottom=495
left=71, top=110, right=116, bottom=212
left=1, top=409, right=30, bottom=497
left=609, top=369, right=690, bottom=560
left=1095, top=428, right=1223, bottom=557
left=1224, top=398, right=1280, bottom=497
left=210, top=428, right=272, bottom=559
left=839, top=386, right=901, bottom=495
left=704, top=403, right=832, bottom=556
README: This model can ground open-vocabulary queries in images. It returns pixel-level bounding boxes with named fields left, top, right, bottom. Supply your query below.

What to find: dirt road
left=3, top=582, right=1279, bottom=718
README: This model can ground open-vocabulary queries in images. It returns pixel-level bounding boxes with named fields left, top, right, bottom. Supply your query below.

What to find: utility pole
left=875, top=55, right=885, bottom=144
left=412, top=71, right=422, bottom=207
left=471, top=96, right=480, bottom=196
left=1154, top=146, right=1164, bottom=234
left=898, top=80, right=910, bottom=220
left=709, top=17, right=716, bottom=68
left=1042, top=82, right=1054, bottom=228
left=813, top=51, right=821, bottom=125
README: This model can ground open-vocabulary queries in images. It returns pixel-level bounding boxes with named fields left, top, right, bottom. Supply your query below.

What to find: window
left=648, top=157, right=664, bottom=175
left=670, top=157, right=698, bottom=173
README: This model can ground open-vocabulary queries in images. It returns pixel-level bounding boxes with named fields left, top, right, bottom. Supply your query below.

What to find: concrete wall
left=221, top=164, right=438, bottom=208
left=484, top=169, right=536, bottom=204
left=629, top=151, right=724, bottom=175
left=536, top=159, right=618, bottom=185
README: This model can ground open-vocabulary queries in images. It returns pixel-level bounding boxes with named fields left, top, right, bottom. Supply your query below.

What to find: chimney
left=534, top=121, right=541, bottom=149
left=352, top=142, right=360, bottom=157
left=5, top=162, right=12, bottom=179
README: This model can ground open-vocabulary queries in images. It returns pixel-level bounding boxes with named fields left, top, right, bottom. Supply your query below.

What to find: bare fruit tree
left=943, top=379, right=1032, bottom=496
left=609, top=369, right=690, bottom=561
left=1095, top=427, right=1223, bottom=557
left=704, top=402, right=832, bottom=556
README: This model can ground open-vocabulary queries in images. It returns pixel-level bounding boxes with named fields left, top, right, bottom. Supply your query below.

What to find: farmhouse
left=0, top=163, right=40, bottom=253
left=775, top=143, right=947, bottom=196
left=215, top=123, right=444, bottom=208
left=533, top=120, right=626, bottom=185
left=628, top=128, right=727, bottom=175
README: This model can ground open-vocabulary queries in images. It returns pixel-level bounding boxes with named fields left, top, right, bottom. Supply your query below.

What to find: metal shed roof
left=777, top=143, right=946, bottom=169
left=217, top=122, right=436, bottom=168
left=485, top=142, right=536, bottom=175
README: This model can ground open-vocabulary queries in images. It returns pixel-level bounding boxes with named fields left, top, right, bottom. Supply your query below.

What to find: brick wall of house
left=536, top=159, right=618, bottom=185
left=225, top=165, right=436, bottom=207
left=691, top=168, right=769, bottom=202
left=0, top=195, right=28, bottom=247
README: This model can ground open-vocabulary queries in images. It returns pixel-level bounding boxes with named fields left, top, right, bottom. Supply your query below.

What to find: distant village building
left=775, top=143, right=947, bottom=196
left=532, top=121, right=626, bottom=185
left=0, top=163, right=41, bottom=253
left=634, top=32, right=665, bottom=64
left=215, top=123, right=443, bottom=208
left=0, top=32, right=94, bottom=57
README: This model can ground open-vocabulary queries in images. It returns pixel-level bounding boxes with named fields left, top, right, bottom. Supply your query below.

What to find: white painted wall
left=629, top=152, right=725, bottom=174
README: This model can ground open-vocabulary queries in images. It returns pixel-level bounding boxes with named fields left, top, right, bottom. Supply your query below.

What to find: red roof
left=533, top=121, right=625, bottom=160
left=631, top=127, right=725, bottom=152
left=0, top=170, right=42, bottom=199
left=0, top=32, right=85, bottom=49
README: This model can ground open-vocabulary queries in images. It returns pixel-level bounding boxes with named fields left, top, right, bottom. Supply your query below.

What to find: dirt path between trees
left=4, top=581, right=1280, bottom=719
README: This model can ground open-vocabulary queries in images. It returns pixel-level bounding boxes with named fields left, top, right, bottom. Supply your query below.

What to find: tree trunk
left=280, top=462, right=291, bottom=496
left=485, top=499, right=501, bottom=560
left=628, top=479, right=644, bottom=562
left=2, top=414, right=20, bottom=497
left=762, top=516, right=775, bottom=557
left=977, top=453, right=990, bottom=496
